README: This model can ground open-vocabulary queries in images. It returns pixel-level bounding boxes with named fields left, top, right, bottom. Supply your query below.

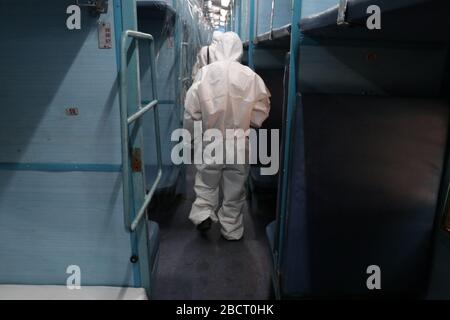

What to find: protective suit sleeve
left=191, top=59, right=200, bottom=82
left=184, top=77, right=203, bottom=140
left=250, top=74, right=271, bottom=128
left=191, top=47, right=208, bottom=81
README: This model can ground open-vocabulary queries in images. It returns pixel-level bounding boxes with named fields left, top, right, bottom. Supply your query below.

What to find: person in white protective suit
left=191, top=31, right=224, bottom=80
left=184, top=32, right=271, bottom=240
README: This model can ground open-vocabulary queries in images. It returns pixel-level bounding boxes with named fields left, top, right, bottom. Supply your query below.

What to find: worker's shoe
left=197, top=217, right=212, bottom=233
left=221, top=234, right=243, bottom=241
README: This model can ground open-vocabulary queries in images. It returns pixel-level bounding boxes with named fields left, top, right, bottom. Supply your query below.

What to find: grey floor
left=149, top=165, right=276, bottom=300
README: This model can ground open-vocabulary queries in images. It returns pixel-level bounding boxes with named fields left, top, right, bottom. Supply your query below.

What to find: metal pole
left=276, top=0, right=303, bottom=290
left=127, top=100, right=158, bottom=124
left=248, top=0, right=255, bottom=70
left=120, top=31, right=132, bottom=229
left=237, top=0, right=242, bottom=37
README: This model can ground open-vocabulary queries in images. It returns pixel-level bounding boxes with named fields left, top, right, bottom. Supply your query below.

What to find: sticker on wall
left=65, top=107, right=79, bottom=116
left=98, top=22, right=112, bottom=49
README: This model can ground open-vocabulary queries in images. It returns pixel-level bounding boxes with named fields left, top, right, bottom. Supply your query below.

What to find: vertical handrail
left=120, top=30, right=163, bottom=232
left=237, top=0, right=242, bottom=38
left=179, top=41, right=189, bottom=122
left=248, top=0, right=256, bottom=70
left=269, top=0, right=275, bottom=40
left=254, top=0, right=259, bottom=38
left=174, top=0, right=184, bottom=125
left=275, top=0, right=303, bottom=297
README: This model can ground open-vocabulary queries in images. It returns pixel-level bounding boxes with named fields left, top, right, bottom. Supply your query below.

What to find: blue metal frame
left=236, top=0, right=242, bottom=37
left=113, top=0, right=124, bottom=67
left=174, top=0, right=184, bottom=125
left=118, top=0, right=143, bottom=289
left=275, top=0, right=303, bottom=296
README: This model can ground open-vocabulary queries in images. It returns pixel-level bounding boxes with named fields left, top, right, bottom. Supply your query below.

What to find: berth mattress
left=0, top=285, right=148, bottom=300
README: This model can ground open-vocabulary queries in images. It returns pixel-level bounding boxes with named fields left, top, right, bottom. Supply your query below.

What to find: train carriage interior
left=0, top=0, right=450, bottom=301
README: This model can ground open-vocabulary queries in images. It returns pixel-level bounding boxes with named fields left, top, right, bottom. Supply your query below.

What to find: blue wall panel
left=301, top=0, right=338, bottom=18
left=273, top=0, right=292, bottom=29
left=0, top=0, right=122, bottom=165
left=256, top=0, right=272, bottom=36
left=0, top=171, right=133, bottom=286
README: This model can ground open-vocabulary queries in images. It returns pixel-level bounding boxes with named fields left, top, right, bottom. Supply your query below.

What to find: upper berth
left=243, top=0, right=450, bottom=47
left=136, top=0, right=176, bottom=25
left=300, top=0, right=450, bottom=43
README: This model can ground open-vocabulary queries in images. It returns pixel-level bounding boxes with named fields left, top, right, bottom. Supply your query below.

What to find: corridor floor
left=149, top=165, right=275, bottom=300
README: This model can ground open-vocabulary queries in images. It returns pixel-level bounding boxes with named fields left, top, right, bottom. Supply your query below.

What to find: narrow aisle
left=150, top=165, right=274, bottom=300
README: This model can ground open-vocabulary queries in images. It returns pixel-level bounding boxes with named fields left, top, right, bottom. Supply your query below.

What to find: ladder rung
left=127, top=100, right=158, bottom=125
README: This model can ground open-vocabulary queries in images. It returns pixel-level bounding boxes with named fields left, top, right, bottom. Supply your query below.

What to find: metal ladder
left=120, top=30, right=162, bottom=232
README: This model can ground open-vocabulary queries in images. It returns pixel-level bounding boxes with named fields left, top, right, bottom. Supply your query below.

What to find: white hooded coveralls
left=191, top=31, right=224, bottom=81
left=184, top=32, right=271, bottom=240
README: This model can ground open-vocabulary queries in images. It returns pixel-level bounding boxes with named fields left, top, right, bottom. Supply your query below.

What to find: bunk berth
left=253, top=25, right=291, bottom=49
left=250, top=0, right=340, bottom=47
left=296, top=0, right=450, bottom=97
left=301, top=0, right=450, bottom=43
left=0, top=0, right=160, bottom=300
left=244, top=1, right=300, bottom=197
left=247, top=64, right=286, bottom=211
left=269, top=0, right=450, bottom=298
left=253, top=0, right=292, bottom=48
left=136, top=0, right=182, bottom=196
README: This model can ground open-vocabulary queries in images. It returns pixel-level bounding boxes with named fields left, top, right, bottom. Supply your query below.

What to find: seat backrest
left=282, top=94, right=449, bottom=297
